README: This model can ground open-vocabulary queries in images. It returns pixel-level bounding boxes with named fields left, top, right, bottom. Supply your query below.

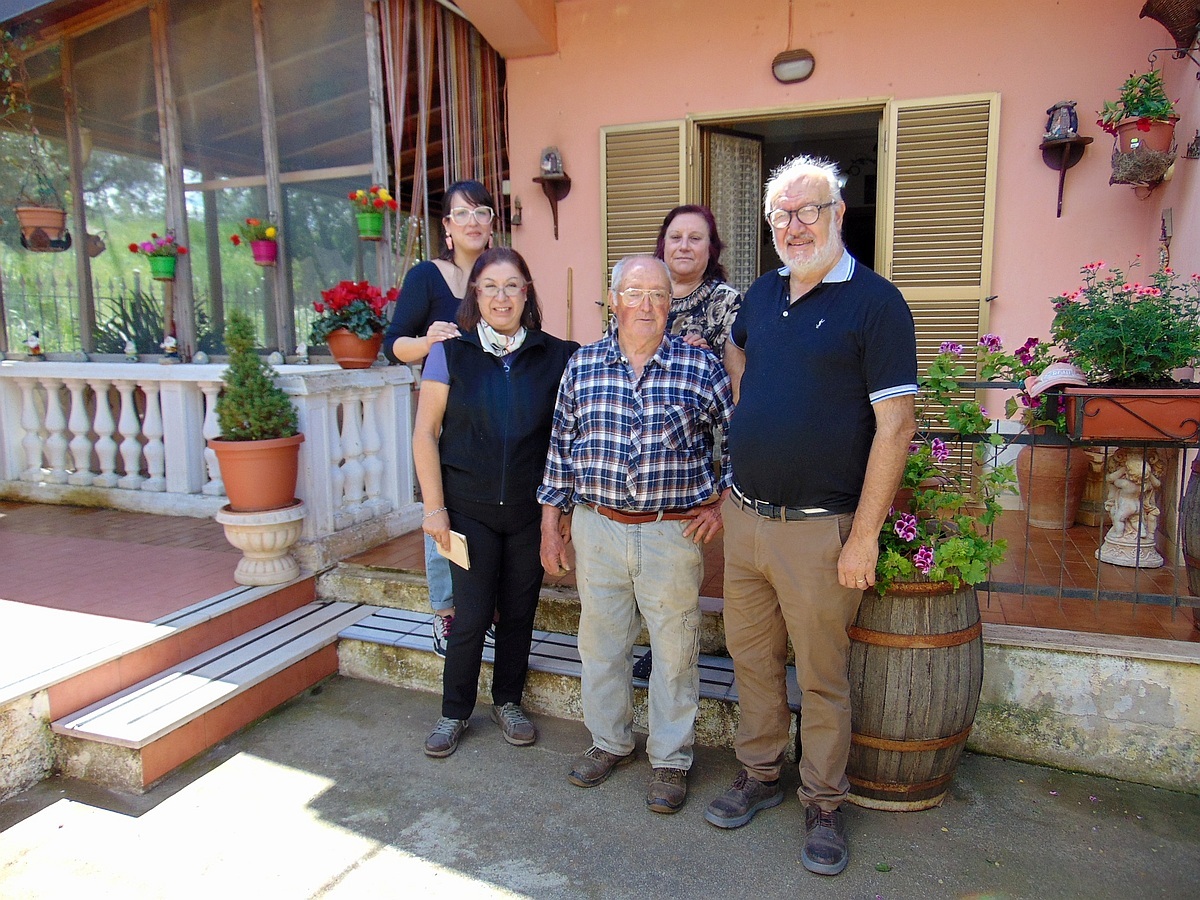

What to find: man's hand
left=682, top=491, right=727, bottom=544
left=540, top=505, right=573, bottom=575
left=837, top=532, right=879, bottom=590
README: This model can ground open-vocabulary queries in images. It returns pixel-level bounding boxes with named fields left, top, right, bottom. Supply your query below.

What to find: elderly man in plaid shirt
left=538, top=254, right=734, bottom=815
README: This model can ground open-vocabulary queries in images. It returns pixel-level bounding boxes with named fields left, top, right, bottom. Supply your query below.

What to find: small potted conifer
left=208, top=309, right=304, bottom=511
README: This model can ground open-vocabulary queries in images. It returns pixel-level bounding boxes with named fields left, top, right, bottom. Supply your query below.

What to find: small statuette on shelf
left=192, top=351, right=210, bottom=365
left=122, top=332, right=138, bottom=362
left=295, top=342, right=309, bottom=365
left=1043, top=100, right=1079, bottom=140
left=160, top=335, right=181, bottom=365
left=25, top=331, right=45, bottom=360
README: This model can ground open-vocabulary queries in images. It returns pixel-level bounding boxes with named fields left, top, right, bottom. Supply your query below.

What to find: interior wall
left=505, top=0, right=1186, bottom=348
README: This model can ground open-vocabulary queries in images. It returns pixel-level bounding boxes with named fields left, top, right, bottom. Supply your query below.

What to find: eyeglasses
left=475, top=280, right=528, bottom=299
left=617, top=288, right=670, bottom=306
left=767, top=201, right=836, bottom=229
left=447, top=206, right=495, bottom=226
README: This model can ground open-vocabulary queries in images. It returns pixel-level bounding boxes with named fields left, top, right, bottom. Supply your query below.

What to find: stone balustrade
left=0, top=360, right=419, bottom=570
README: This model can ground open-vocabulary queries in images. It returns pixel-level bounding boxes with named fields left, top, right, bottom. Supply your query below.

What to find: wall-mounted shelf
left=1040, top=135, right=1093, bottom=217
left=533, top=173, right=571, bottom=240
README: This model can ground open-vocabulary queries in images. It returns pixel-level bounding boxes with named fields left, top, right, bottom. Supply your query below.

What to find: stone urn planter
left=215, top=500, right=305, bottom=585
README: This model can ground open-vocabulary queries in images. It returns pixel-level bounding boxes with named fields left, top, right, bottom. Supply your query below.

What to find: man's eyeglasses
left=475, top=280, right=528, bottom=299
left=447, top=206, right=495, bottom=226
left=617, top=288, right=670, bottom=306
left=767, top=201, right=835, bottom=229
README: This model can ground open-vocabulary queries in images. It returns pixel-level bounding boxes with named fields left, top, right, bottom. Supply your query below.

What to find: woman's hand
left=422, top=509, right=452, bottom=551
left=424, top=320, right=461, bottom=353
left=681, top=333, right=711, bottom=352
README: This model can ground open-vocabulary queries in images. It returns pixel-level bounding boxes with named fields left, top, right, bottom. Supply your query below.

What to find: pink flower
left=939, top=341, right=963, bottom=356
left=914, top=545, right=935, bottom=574
left=894, top=513, right=918, bottom=542
left=931, top=438, right=949, bottom=463
left=979, top=333, right=1002, bottom=352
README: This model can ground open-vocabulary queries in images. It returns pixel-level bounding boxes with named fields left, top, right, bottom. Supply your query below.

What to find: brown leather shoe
left=567, top=745, right=634, bottom=787
left=646, top=767, right=688, bottom=813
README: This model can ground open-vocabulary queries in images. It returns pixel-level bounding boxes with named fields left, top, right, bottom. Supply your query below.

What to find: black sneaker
left=704, top=769, right=784, bottom=829
left=802, top=805, right=848, bottom=876
left=632, top=648, right=653, bottom=680
left=431, top=614, right=453, bottom=658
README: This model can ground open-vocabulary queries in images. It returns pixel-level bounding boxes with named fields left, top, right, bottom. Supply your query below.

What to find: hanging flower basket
left=356, top=210, right=384, bottom=241
left=149, top=255, right=177, bottom=281
left=15, top=205, right=69, bottom=252
left=250, top=239, right=278, bottom=266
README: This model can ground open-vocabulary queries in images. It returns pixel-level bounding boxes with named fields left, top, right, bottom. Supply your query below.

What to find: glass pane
left=265, top=0, right=372, bottom=172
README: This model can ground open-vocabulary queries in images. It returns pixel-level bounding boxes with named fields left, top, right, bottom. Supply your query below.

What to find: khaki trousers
left=721, top=496, right=862, bottom=810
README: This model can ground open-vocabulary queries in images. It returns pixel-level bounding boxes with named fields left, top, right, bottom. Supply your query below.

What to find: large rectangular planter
left=1063, top=386, right=1200, bottom=441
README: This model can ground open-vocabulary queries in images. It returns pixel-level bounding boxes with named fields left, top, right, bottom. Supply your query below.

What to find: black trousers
left=441, top=497, right=544, bottom=719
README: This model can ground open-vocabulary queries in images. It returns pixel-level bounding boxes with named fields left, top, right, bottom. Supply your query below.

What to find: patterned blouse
left=665, top=279, right=743, bottom=361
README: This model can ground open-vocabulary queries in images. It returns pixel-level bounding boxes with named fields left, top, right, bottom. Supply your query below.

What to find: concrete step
left=53, top=601, right=376, bottom=792
left=338, top=607, right=800, bottom=756
left=320, top=562, right=731, bottom=656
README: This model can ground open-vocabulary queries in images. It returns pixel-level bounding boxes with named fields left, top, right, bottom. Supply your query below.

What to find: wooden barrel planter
left=846, top=577, right=983, bottom=811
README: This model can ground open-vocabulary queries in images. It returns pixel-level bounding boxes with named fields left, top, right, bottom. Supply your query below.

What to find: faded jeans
left=573, top=504, right=702, bottom=770
left=424, top=533, right=454, bottom=613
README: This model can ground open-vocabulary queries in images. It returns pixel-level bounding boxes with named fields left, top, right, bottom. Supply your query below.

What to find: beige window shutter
left=878, top=94, right=1000, bottom=375
left=600, top=122, right=686, bottom=321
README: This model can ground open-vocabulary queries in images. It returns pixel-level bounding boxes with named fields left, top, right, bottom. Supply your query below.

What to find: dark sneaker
left=423, top=717, right=467, bottom=758
left=567, top=745, right=635, bottom=787
left=802, top=805, right=849, bottom=876
left=646, top=767, right=688, bottom=814
left=632, top=648, right=653, bottom=681
left=704, top=769, right=784, bottom=829
left=491, top=702, right=537, bottom=746
left=431, top=614, right=453, bottom=658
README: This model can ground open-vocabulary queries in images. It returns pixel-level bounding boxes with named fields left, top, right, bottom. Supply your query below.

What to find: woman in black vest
left=414, top=247, right=579, bottom=757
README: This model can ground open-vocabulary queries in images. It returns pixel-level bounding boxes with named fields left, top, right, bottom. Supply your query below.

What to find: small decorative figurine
left=295, top=342, right=310, bottom=365
left=160, top=334, right=181, bottom=364
left=25, top=331, right=46, bottom=360
left=122, top=332, right=138, bottom=362
left=540, top=146, right=564, bottom=177
left=192, top=350, right=210, bottom=365
left=1044, top=101, right=1079, bottom=140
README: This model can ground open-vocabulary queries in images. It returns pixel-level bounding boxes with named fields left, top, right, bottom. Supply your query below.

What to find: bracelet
left=423, top=506, right=447, bottom=519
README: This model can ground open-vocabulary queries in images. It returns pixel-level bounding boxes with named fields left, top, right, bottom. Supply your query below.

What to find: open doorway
left=699, top=110, right=881, bottom=293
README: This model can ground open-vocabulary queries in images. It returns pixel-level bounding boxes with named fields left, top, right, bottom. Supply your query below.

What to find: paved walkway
left=1, top=677, right=1196, bottom=899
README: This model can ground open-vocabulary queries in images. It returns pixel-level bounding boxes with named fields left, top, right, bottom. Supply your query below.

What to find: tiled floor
left=351, top=512, right=1200, bottom=644
left=0, top=500, right=240, bottom=623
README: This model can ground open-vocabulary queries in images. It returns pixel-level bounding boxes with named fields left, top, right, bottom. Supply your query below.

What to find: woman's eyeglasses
left=447, top=206, right=495, bottom=226
left=475, top=280, right=528, bottom=299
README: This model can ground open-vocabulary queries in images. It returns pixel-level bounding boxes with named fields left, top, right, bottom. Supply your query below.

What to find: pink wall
left=504, top=0, right=1194, bottom=350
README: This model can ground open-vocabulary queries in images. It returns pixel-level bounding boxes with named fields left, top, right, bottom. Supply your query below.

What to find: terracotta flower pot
left=250, top=239, right=278, bottom=266
left=208, top=433, right=304, bottom=512
left=15, top=205, right=67, bottom=248
left=326, top=328, right=383, bottom=369
left=356, top=210, right=384, bottom=241
left=1115, top=117, right=1178, bottom=153
left=1015, top=443, right=1088, bottom=529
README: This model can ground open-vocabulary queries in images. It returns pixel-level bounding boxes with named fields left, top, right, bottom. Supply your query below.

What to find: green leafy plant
left=1, top=31, right=67, bottom=210
left=876, top=343, right=1016, bottom=593
left=977, top=333, right=1070, bottom=431
left=1097, top=69, right=1177, bottom=136
left=128, top=230, right=187, bottom=258
left=94, top=289, right=220, bottom=354
left=1050, top=260, right=1200, bottom=385
left=215, top=309, right=298, bottom=441
left=229, top=216, right=276, bottom=245
left=308, top=279, right=397, bottom=343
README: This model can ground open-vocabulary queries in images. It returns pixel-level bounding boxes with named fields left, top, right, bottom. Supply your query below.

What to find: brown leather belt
left=591, top=504, right=698, bottom=525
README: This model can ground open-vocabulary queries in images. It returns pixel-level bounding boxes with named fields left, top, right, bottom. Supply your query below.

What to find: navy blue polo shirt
left=728, top=252, right=917, bottom=512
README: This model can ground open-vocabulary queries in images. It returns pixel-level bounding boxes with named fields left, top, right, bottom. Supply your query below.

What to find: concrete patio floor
left=1, top=676, right=1197, bottom=899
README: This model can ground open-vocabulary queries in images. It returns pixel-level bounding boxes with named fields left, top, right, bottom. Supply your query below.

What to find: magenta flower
left=931, top=438, right=949, bottom=463
left=894, top=513, right=918, bottom=542
left=914, top=545, right=935, bottom=574
left=979, top=333, right=1002, bottom=352
left=939, top=341, right=963, bottom=356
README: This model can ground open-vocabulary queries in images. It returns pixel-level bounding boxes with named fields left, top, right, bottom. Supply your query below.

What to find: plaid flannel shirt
left=537, top=334, right=734, bottom=513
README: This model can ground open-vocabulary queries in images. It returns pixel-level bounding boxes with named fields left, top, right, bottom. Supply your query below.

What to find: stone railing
left=0, top=360, right=419, bottom=570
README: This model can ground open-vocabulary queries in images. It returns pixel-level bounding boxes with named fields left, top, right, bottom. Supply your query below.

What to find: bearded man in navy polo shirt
left=704, top=156, right=917, bottom=877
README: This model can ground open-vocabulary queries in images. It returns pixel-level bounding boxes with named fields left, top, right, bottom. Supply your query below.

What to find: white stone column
left=41, top=378, right=69, bottom=484
left=199, top=381, right=224, bottom=496
left=114, top=379, right=145, bottom=490
left=89, top=378, right=120, bottom=488
left=18, top=379, right=45, bottom=482
left=140, top=381, right=166, bottom=492
left=64, top=378, right=95, bottom=486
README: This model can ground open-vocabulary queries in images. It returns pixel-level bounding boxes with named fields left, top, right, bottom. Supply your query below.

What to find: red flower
left=230, top=234, right=242, bottom=246
left=314, top=302, right=325, bottom=313
left=177, top=246, right=188, bottom=256
left=150, top=233, right=159, bottom=239
left=129, top=243, right=139, bottom=253
left=347, top=191, right=356, bottom=200
left=387, top=199, right=398, bottom=211
left=373, top=198, right=385, bottom=209
left=246, top=217, right=260, bottom=226
left=1136, top=117, right=1152, bottom=132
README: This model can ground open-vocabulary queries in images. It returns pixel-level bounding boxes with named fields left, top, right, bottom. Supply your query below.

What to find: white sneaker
left=431, top=614, right=453, bottom=657
left=484, top=624, right=496, bottom=648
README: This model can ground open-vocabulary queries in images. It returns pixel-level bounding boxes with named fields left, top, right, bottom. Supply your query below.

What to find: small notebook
left=435, top=530, right=471, bottom=570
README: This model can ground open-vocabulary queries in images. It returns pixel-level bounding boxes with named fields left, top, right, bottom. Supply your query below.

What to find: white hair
left=610, top=255, right=671, bottom=292
left=763, top=155, right=843, bottom=216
